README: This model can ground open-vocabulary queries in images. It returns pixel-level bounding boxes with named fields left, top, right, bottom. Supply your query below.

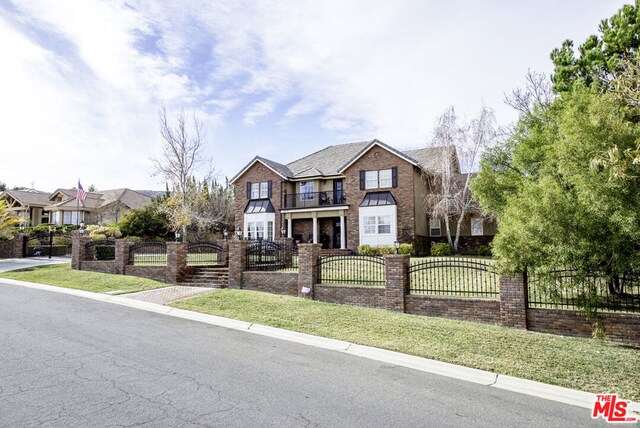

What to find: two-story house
left=231, top=139, right=497, bottom=252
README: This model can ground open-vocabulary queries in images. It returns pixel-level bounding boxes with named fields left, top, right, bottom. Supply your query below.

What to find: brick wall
left=81, top=261, right=118, bottom=274
left=314, top=284, right=386, bottom=309
left=527, top=309, right=640, bottom=343
left=0, top=235, right=22, bottom=258
left=429, top=235, right=494, bottom=255
left=343, top=147, right=416, bottom=249
left=405, top=295, right=501, bottom=324
left=233, top=161, right=285, bottom=236
left=242, top=272, right=298, bottom=296
left=124, top=266, right=167, bottom=282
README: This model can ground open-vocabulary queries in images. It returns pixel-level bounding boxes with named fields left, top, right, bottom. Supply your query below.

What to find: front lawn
left=172, top=289, right=640, bottom=402
left=0, top=263, right=167, bottom=294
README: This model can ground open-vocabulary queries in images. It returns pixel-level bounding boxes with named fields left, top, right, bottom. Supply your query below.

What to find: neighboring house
left=0, top=188, right=52, bottom=226
left=0, top=187, right=155, bottom=226
left=230, top=139, right=496, bottom=253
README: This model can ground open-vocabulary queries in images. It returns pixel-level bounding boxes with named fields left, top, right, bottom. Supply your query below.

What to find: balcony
left=283, top=191, right=346, bottom=209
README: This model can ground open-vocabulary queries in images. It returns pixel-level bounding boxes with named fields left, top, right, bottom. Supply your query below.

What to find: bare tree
left=189, top=179, right=235, bottom=240
left=152, top=106, right=213, bottom=241
left=424, top=106, right=497, bottom=253
left=504, top=69, right=554, bottom=116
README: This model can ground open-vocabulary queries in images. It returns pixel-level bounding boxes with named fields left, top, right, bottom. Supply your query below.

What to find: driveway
left=0, top=281, right=608, bottom=427
left=0, top=257, right=69, bottom=273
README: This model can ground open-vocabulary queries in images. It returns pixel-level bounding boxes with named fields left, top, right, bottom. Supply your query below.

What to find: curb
left=2, top=277, right=638, bottom=414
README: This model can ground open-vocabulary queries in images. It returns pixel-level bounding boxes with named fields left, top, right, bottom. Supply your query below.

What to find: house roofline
left=230, top=157, right=289, bottom=184
left=337, top=139, right=420, bottom=173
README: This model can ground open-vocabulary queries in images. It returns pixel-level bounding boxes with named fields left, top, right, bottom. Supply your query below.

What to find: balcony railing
left=284, top=191, right=346, bottom=209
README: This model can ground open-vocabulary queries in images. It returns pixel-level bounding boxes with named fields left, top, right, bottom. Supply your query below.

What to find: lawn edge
left=2, top=276, right=638, bottom=415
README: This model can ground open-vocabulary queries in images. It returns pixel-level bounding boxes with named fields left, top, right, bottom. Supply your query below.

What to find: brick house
left=230, top=139, right=496, bottom=253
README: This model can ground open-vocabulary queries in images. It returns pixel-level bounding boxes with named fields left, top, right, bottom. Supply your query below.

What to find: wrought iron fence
left=24, top=231, right=73, bottom=257
left=527, top=269, right=640, bottom=313
left=128, top=242, right=167, bottom=266
left=245, top=240, right=298, bottom=272
left=408, top=257, right=499, bottom=298
left=187, top=242, right=225, bottom=266
left=317, top=254, right=385, bottom=286
left=84, top=240, right=116, bottom=261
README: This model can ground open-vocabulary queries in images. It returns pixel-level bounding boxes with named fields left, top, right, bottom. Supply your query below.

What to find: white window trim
left=359, top=205, right=397, bottom=246
left=429, top=218, right=441, bottom=237
left=244, top=212, right=275, bottom=240
left=365, top=171, right=378, bottom=189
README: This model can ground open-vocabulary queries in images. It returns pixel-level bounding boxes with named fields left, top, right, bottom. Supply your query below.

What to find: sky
left=0, top=0, right=630, bottom=191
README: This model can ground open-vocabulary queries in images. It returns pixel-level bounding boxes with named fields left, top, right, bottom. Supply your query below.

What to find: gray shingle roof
left=0, top=189, right=51, bottom=207
left=232, top=140, right=458, bottom=182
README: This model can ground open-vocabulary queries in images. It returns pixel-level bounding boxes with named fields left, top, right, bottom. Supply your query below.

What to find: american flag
left=77, top=180, right=87, bottom=201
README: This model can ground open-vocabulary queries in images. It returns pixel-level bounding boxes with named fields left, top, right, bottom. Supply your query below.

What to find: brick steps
left=180, top=266, right=228, bottom=287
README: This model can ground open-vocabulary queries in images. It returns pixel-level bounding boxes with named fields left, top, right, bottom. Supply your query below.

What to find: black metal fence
left=84, top=240, right=116, bottom=261
left=284, top=190, right=345, bottom=209
left=23, top=231, right=73, bottom=258
left=527, top=269, right=640, bottom=313
left=128, top=242, right=167, bottom=266
left=187, top=242, right=225, bottom=266
left=408, top=257, right=499, bottom=298
left=245, top=240, right=298, bottom=272
left=317, top=255, right=385, bottom=286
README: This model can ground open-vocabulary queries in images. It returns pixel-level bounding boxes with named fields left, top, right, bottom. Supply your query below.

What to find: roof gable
left=230, top=157, right=292, bottom=184
left=338, top=139, right=419, bottom=173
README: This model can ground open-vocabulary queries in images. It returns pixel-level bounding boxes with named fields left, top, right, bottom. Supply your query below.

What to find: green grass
left=0, top=263, right=167, bottom=294
left=172, top=289, right=640, bottom=401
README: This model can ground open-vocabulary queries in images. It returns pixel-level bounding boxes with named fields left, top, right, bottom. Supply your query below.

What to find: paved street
left=0, top=257, right=69, bottom=273
left=0, top=281, right=609, bottom=427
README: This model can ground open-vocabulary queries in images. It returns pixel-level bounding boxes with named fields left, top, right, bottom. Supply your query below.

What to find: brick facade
left=123, top=266, right=167, bottom=282
left=343, top=148, right=416, bottom=249
left=233, top=162, right=284, bottom=238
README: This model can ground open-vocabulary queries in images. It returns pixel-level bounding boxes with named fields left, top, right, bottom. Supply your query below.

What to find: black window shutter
left=391, top=167, right=398, bottom=188
left=267, top=180, right=272, bottom=198
left=246, top=182, right=251, bottom=199
left=359, top=170, right=365, bottom=190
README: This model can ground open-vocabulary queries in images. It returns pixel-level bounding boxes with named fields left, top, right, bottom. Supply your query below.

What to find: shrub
left=477, top=244, right=492, bottom=257
left=52, top=236, right=71, bottom=246
left=357, top=244, right=400, bottom=255
left=127, top=236, right=142, bottom=244
left=90, top=233, right=107, bottom=241
left=430, top=242, right=453, bottom=256
left=358, top=245, right=374, bottom=255
left=398, top=243, right=413, bottom=255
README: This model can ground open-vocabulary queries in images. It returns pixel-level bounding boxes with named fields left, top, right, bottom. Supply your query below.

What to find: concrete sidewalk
left=124, top=285, right=217, bottom=304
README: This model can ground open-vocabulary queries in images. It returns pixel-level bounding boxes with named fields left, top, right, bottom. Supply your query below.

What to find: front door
left=333, top=218, right=342, bottom=249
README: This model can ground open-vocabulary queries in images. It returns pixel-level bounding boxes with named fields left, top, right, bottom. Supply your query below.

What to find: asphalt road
left=0, top=281, right=609, bottom=427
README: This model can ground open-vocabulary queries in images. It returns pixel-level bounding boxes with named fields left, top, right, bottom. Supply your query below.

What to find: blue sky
left=0, top=0, right=630, bottom=191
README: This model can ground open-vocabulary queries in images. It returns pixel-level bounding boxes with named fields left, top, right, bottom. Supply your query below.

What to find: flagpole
left=76, top=179, right=80, bottom=226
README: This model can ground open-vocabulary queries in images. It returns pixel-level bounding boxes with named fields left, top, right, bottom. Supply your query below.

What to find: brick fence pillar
left=228, top=240, right=249, bottom=288
left=114, top=239, right=133, bottom=275
left=14, top=233, right=27, bottom=258
left=71, top=232, right=91, bottom=270
left=216, top=239, right=229, bottom=266
left=297, top=243, right=321, bottom=298
left=167, top=242, right=188, bottom=284
left=500, top=273, right=528, bottom=328
left=385, top=254, right=410, bottom=312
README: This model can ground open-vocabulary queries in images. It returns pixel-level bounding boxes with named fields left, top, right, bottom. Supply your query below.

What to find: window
left=363, top=215, right=391, bottom=235
left=62, top=211, right=79, bottom=225
left=244, top=213, right=275, bottom=240
left=429, top=218, right=441, bottom=237
left=251, top=183, right=260, bottom=199
left=51, top=211, right=60, bottom=224
left=300, top=181, right=314, bottom=200
left=365, top=171, right=378, bottom=189
left=364, top=216, right=376, bottom=234
left=260, top=182, right=269, bottom=198
left=267, top=221, right=274, bottom=240
left=249, top=181, right=269, bottom=199
left=378, top=215, right=391, bottom=234
left=378, top=169, right=392, bottom=188
left=363, top=168, right=393, bottom=189
left=471, top=218, right=484, bottom=236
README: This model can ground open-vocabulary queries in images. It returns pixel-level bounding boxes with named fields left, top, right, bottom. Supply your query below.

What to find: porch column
left=287, top=218, right=292, bottom=238
left=340, top=215, right=346, bottom=249
left=312, top=215, right=318, bottom=244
